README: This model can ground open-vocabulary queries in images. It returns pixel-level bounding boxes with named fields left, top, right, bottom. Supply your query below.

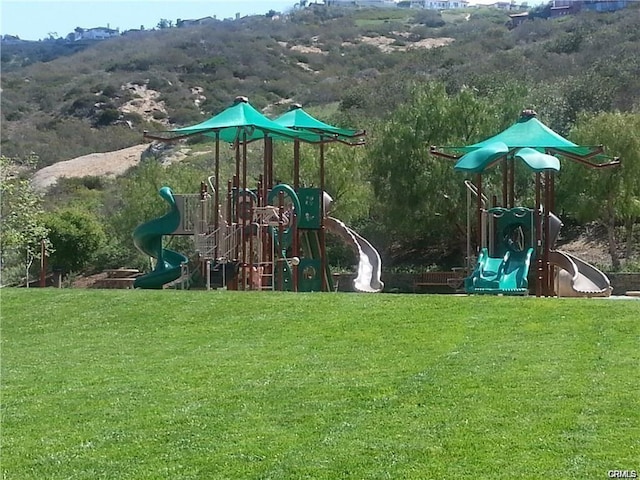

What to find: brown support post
left=550, top=173, right=556, bottom=214
left=235, top=139, right=240, bottom=192
left=502, top=158, right=508, bottom=207
left=278, top=191, right=285, bottom=291
left=214, top=131, right=220, bottom=259
left=549, top=173, right=556, bottom=295
left=214, top=131, right=220, bottom=232
left=263, top=136, right=270, bottom=206
left=509, top=158, right=515, bottom=208
left=227, top=180, right=233, bottom=226
left=226, top=179, right=236, bottom=290
left=232, top=175, right=239, bottom=285
left=264, top=136, right=274, bottom=290
left=242, top=132, right=248, bottom=291
left=248, top=215, right=254, bottom=291
left=535, top=172, right=543, bottom=297
left=320, top=141, right=327, bottom=292
left=491, top=194, right=498, bottom=255
left=294, top=139, right=300, bottom=190
left=476, top=173, right=483, bottom=252
left=267, top=137, right=274, bottom=189
left=242, top=132, right=248, bottom=205
left=292, top=138, right=301, bottom=292
left=544, top=171, right=552, bottom=296
left=292, top=211, right=298, bottom=292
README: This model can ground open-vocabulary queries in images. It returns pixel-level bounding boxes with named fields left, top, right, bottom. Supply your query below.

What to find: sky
left=1, top=0, right=546, bottom=42
left=0, top=1, right=299, bottom=41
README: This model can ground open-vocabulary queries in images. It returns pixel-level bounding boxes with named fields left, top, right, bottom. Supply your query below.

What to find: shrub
left=94, top=108, right=120, bottom=126
left=45, top=208, right=106, bottom=273
left=101, top=84, right=119, bottom=98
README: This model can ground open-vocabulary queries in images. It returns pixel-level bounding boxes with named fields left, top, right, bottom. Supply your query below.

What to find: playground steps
left=93, top=269, right=141, bottom=289
left=237, top=262, right=276, bottom=291
left=259, top=268, right=274, bottom=291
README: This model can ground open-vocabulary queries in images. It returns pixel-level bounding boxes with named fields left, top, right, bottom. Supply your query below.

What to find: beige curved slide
left=549, top=250, right=612, bottom=297
left=324, top=217, right=384, bottom=293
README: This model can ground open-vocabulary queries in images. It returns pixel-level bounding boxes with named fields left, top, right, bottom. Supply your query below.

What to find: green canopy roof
left=514, top=147, right=560, bottom=172
left=453, top=142, right=509, bottom=173
left=454, top=143, right=561, bottom=173
left=273, top=104, right=365, bottom=145
left=145, top=97, right=321, bottom=144
left=435, top=110, right=616, bottom=173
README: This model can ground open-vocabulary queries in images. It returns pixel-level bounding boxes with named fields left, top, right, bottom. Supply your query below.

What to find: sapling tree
left=0, top=155, right=52, bottom=286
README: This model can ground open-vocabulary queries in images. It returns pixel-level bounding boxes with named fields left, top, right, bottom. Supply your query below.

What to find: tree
left=367, top=81, right=524, bottom=265
left=44, top=208, right=107, bottom=273
left=559, top=112, right=640, bottom=269
left=273, top=139, right=373, bottom=225
left=157, top=19, right=173, bottom=29
left=0, top=155, right=51, bottom=286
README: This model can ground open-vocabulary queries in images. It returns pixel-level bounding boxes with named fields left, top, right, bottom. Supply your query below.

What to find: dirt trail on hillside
left=31, top=144, right=149, bottom=191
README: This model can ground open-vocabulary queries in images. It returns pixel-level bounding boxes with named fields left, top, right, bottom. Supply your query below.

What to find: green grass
left=2, top=289, right=639, bottom=479
left=353, top=8, right=413, bottom=25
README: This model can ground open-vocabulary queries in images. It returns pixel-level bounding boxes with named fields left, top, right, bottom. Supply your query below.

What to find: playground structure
left=133, top=97, right=384, bottom=292
left=432, top=109, right=619, bottom=297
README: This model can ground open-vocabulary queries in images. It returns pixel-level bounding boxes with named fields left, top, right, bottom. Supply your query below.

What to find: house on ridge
left=177, top=17, right=218, bottom=27
left=73, top=27, right=120, bottom=41
left=407, top=0, right=470, bottom=9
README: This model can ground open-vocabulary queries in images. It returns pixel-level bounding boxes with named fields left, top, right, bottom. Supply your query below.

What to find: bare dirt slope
left=30, top=81, right=197, bottom=192
left=31, top=144, right=149, bottom=191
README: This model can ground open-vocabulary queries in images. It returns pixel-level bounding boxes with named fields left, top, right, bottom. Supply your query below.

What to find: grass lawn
left=1, top=289, right=639, bottom=479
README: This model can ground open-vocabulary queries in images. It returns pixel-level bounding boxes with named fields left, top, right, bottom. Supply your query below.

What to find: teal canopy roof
left=458, top=114, right=602, bottom=159
left=453, top=142, right=509, bottom=173
left=438, top=110, right=611, bottom=173
left=145, top=97, right=322, bottom=144
left=514, top=147, right=560, bottom=172
left=454, top=142, right=560, bottom=173
left=273, top=104, right=365, bottom=144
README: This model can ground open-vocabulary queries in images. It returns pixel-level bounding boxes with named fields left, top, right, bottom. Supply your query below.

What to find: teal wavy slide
left=133, top=186, right=188, bottom=289
left=465, top=247, right=533, bottom=295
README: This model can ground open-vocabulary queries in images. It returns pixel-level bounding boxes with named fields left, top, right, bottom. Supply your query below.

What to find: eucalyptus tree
left=558, top=112, right=640, bottom=269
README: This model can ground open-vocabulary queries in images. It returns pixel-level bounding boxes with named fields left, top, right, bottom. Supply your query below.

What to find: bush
left=122, top=111, right=144, bottom=125
left=94, top=108, right=120, bottom=126
left=45, top=208, right=106, bottom=273
left=167, top=107, right=203, bottom=126
left=412, top=10, right=445, bottom=28
left=101, top=84, right=119, bottom=98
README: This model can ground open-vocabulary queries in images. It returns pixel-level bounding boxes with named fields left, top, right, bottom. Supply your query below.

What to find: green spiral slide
left=132, top=186, right=188, bottom=289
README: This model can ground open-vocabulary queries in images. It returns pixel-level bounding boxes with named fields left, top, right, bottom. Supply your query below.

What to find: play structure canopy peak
left=144, top=96, right=322, bottom=144
left=273, top=104, right=365, bottom=145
